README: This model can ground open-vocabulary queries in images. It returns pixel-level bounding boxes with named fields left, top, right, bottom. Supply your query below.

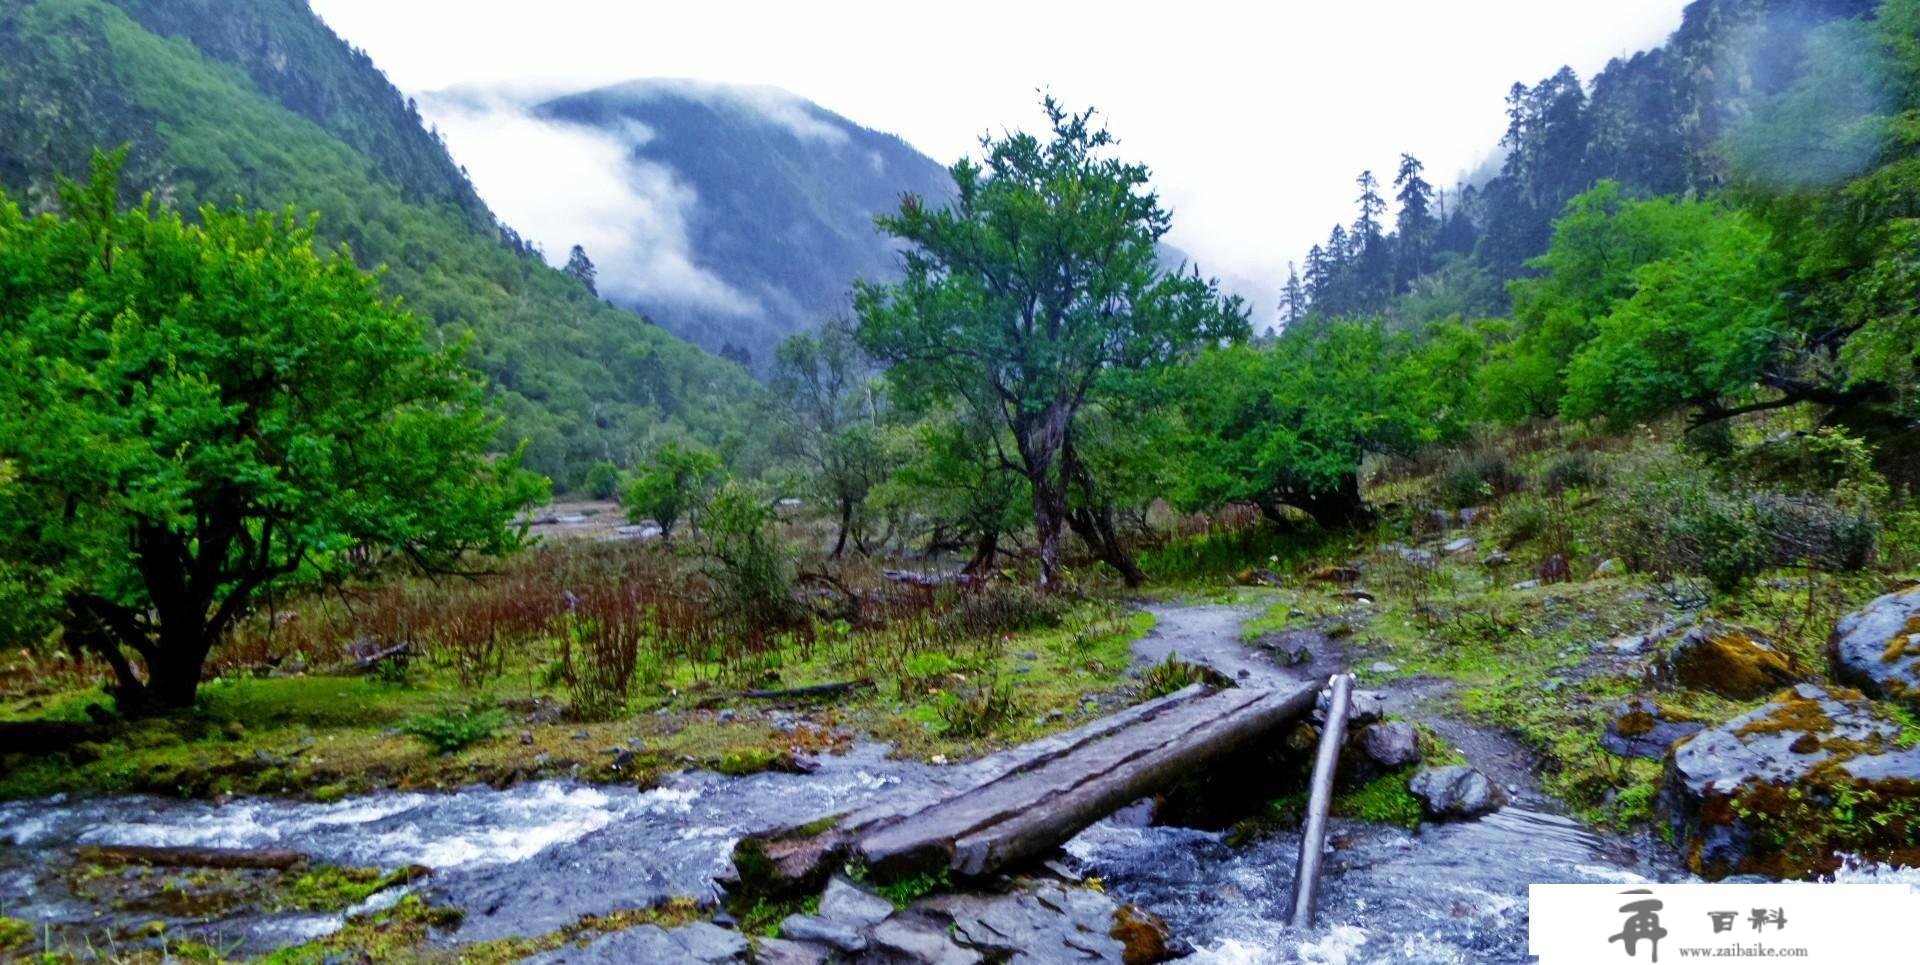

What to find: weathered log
left=725, top=683, right=1220, bottom=897
left=1290, top=673, right=1353, bottom=928
left=740, top=680, right=870, bottom=701
left=860, top=682, right=1319, bottom=879
left=75, top=844, right=310, bottom=869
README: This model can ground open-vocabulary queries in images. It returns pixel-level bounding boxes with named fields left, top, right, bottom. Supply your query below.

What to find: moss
left=284, top=865, right=429, bottom=912
left=1110, top=904, right=1179, bottom=965
left=458, top=898, right=705, bottom=964
left=0, top=917, right=31, bottom=951
left=1331, top=771, right=1424, bottom=829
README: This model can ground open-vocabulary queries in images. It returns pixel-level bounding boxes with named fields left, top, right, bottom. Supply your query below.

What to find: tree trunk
left=1282, top=474, right=1374, bottom=530
left=961, top=529, right=1000, bottom=578
left=831, top=497, right=853, bottom=558
left=1015, top=402, right=1073, bottom=591
left=1062, top=442, right=1145, bottom=588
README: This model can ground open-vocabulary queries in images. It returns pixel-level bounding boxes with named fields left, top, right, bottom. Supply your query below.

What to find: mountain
left=420, top=80, right=956, bottom=359
left=0, top=0, right=764, bottom=488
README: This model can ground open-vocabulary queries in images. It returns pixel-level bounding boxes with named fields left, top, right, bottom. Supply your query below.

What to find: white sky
left=308, top=0, right=1693, bottom=315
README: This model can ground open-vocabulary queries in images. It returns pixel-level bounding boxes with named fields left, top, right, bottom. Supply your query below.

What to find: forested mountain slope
left=0, top=0, right=763, bottom=487
left=510, top=80, right=956, bottom=357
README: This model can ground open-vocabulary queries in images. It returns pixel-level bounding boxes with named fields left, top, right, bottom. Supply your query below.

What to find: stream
left=0, top=603, right=1789, bottom=962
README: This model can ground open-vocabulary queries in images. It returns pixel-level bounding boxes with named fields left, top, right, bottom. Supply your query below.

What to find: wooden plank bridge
left=726, top=678, right=1321, bottom=893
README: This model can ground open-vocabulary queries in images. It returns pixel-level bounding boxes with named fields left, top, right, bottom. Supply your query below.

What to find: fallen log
left=75, top=844, right=310, bottom=870
left=740, top=680, right=870, bottom=701
left=725, top=683, right=1220, bottom=897
left=861, top=683, right=1319, bottom=879
left=726, top=679, right=1320, bottom=893
left=1290, top=673, right=1353, bottom=928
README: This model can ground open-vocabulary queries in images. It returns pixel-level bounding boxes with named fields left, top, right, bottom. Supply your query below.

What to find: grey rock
left=1481, top=550, right=1513, bottom=567
left=748, top=937, right=831, bottom=965
left=818, top=875, right=894, bottom=930
left=1655, top=621, right=1798, bottom=698
left=667, top=922, right=752, bottom=962
left=1441, top=536, right=1478, bottom=554
left=871, top=916, right=983, bottom=964
left=521, top=924, right=679, bottom=963
left=1313, top=687, right=1385, bottom=727
left=1409, top=765, right=1505, bottom=819
left=1360, top=721, right=1421, bottom=767
left=1828, top=587, right=1920, bottom=707
left=1663, top=684, right=1920, bottom=878
left=779, top=914, right=868, bottom=954
left=1369, top=661, right=1399, bottom=674
left=1601, top=697, right=1705, bottom=760
left=1509, top=580, right=1540, bottom=591
left=1428, top=509, right=1456, bottom=531
left=924, top=883, right=1126, bottom=961
left=1591, top=557, right=1625, bottom=577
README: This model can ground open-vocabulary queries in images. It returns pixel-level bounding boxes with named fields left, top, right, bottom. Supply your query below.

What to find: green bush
left=1434, top=444, right=1522, bottom=509
left=401, top=705, right=504, bottom=754
left=581, top=461, right=621, bottom=500
left=1537, top=450, right=1603, bottom=494
left=703, top=482, right=797, bottom=634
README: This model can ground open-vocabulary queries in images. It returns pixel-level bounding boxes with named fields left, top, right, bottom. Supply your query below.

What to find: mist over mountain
left=421, top=80, right=955, bottom=359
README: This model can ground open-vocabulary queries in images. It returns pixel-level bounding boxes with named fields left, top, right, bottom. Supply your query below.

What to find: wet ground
left=0, top=601, right=1694, bottom=961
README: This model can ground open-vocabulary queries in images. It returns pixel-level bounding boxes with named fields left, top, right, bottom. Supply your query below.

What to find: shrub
left=703, top=482, right=798, bottom=636
left=1433, top=443, right=1522, bottom=509
left=933, top=676, right=1017, bottom=737
left=582, top=461, right=621, bottom=500
left=1536, top=450, right=1603, bottom=494
left=557, top=598, right=643, bottom=721
left=1140, top=653, right=1221, bottom=699
left=401, top=705, right=504, bottom=754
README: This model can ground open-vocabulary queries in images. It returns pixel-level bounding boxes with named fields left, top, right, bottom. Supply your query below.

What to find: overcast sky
left=308, top=0, right=1693, bottom=314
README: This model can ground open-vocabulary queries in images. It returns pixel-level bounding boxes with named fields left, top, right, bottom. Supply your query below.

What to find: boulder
left=750, top=937, right=831, bottom=965
left=1657, top=623, right=1798, bottom=699
left=1359, top=721, right=1422, bottom=767
left=778, top=914, right=868, bottom=954
left=1828, top=587, right=1920, bottom=706
left=817, top=875, right=893, bottom=930
left=921, top=883, right=1128, bottom=961
left=524, top=922, right=750, bottom=963
left=1602, top=697, right=1704, bottom=760
left=1408, top=765, right=1505, bottom=819
left=869, top=916, right=983, bottom=964
left=1441, top=536, right=1478, bottom=554
left=1591, top=558, right=1625, bottom=578
left=1662, top=683, right=1920, bottom=879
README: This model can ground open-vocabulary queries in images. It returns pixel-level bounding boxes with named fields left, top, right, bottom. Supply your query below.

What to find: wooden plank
left=858, top=681, right=1318, bottom=878
left=724, top=684, right=1217, bottom=895
left=75, top=844, right=310, bottom=870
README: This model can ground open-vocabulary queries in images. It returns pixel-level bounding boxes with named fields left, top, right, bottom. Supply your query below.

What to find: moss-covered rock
left=1657, top=622, right=1799, bottom=699
left=1828, top=587, right=1920, bottom=707
left=1661, top=684, right=1920, bottom=880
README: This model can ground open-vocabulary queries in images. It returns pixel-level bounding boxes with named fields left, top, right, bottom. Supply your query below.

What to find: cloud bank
left=418, top=86, right=764, bottom=320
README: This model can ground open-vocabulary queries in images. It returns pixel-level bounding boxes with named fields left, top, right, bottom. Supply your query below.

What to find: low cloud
left=418, top=87, right=763, bottom=320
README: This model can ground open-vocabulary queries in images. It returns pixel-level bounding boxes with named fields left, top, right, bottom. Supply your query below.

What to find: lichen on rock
left=1828, top=587, right=1920, bottom=707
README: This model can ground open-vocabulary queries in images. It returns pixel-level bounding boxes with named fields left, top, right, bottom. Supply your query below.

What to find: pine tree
left=1280, top=263, right=1308, bottom=330
left=1393, top=153, right=1435, bottom=291
left=1352, top=171, right=1390, bottom=309
left=563, top=244, right=597, bottom=296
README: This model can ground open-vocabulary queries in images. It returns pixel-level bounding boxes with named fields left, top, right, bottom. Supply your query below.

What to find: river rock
left=1662, top=683, right=1920, bottom=879
left=1314, top=687, right=1385, bottom=726
left=1656, top=622, right=1798, bottom=699
left=818, top=875, right=894, bottom=930
left=1408, top=765, right=1505, bottom=819
left=1828, top=586, right=1920, bottom=706
left=523, top=921, right=749, bottom=963
left=750, top=937, right=832, bottom=965
left=920, top=882, right=1128, bottom=961
left=1359, top=721, right=1421, bottom=767
left=1601, top=697, right=1704, bottom=760
left=778, top=914, right=868, bottom=954
left=870, top=916, right=983, bottom=964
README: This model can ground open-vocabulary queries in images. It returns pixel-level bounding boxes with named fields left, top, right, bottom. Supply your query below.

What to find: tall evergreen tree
left=1353, top=170, right=1390, bottom=309
left=563, top=243, right=597, bottom=296
left=1393, top=153, right=1435, bottom=290
left=1280, top=263, right=1308, bottom=330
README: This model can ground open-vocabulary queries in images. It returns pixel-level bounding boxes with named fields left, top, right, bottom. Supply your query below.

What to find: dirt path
left=1135, top=599, right=1551, bottom=807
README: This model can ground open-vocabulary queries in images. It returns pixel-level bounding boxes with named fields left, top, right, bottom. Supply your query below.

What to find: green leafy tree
left=623, top=441, right=724, bottom=543
left=855, top=98, right=1248, bottom=588
left=768, top=318, right=892, bottom=556
left=1173, top=321, right=1478, bottom=527
left=0, top=152, right=543, bottom=711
